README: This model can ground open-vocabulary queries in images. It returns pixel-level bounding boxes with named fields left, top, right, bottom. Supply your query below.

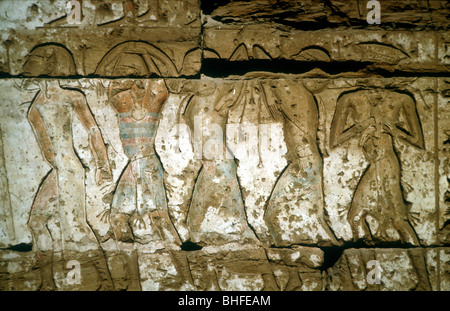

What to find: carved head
left=113, top=53, right=150, bottom=76
left=367, top=88, right=383, bottom=105
left=95, top=42, right=178, bottom=79
left=22, top=44, right=76, bottom=76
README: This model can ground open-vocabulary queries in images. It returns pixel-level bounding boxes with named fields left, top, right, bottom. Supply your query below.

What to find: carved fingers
left=95, top=165, right=113, bottom=187
left=382, top=120, right=396, bottom=135
left=130, top=214, right=147, bottom=230
left=97, top=209, right=111, bottom=224
left=359, top=125, right=376, bottom=147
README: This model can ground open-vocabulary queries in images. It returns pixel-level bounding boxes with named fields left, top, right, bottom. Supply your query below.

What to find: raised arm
left=28, top=103, right=56, bottom=167
left=144, top=79, right=169, bottom=112
left=330, top=94, right=374, bottom=148
left=396, top=95, right=425, bottom=149
left=330, top=96, right=355, bottom=148
left=277, top=82, right=317, bottom=145
left=72, top=93, right=112, bottom=185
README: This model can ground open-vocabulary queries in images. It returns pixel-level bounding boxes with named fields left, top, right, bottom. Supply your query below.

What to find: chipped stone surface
left=0, top=0, right=448, bottom=291
left=203, top=0, right=449, bottom=31
left=326, top=248, right=450, bottom=291
left=204, top=26, right=448, bottom=73
left=0, top=0, right=201, bottom=76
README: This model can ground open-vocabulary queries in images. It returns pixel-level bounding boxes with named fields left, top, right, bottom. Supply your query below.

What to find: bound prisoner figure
left=98, top=50, right=192, bottom=291
left=182, top=80, right=281, bottom=290
left=330, top=89, right=425, bottom=245
left=24, top=44, right=114, bottom=290
left=183, top=82, right=259, bottom=246
left=330, top=88, right=432, bottom=290
left=261, top=79, right=338, bottom=248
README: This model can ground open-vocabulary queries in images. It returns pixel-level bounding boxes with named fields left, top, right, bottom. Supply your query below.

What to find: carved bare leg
left=261, top=272, right=280, bottom=291
left=150, top=210, right=195, bottom=287
left=122, top=247, right=141, bottom=291
left=110, top=213, right=141, bottom=290
left=35, top=250, right=55, bottom=291
left=89, top=250, right=115, bottom=291
left=28, top=170, right=58, bottom=291
left=206, top=262, right=221, bottom=291
left=284, top=267, right=302, bottom=291
left=408, top=248, right=431, bottom=291
left=348, top=206, right=371, bottom=243
left=394, top=216, right=420, bottom=246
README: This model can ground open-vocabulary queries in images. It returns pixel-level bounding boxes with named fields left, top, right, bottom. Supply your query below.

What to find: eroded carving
left=96, top=0, right=199, bottom=27
left=262, top=80, right=338, bottom=247
left=326, top=248, right=433, bottom=291
left=330, top=89, right=425, bottom=245
left=291, top=46, right=331, bottom=62
left=0, top=0, right=447, bottom=293
left=22, top=44, right=76, bottom=77
left=228, top=43, right=273, bottom=61
left=27, top=80, right=114, bottom=290
left=95, top=41, right=178, bottom=77
left=98, top=48, right=193, bottom=290
left=355, top=42, right=410, bottom=63
left=20, top=43, right=114, bottom=290
left=182, top=81, right=258, bottom=246
left=104, top=79, right=194, bottom=290
left=0, top=124, right=14, bottom=247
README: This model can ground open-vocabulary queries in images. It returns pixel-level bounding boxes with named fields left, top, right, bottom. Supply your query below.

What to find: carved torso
left=109, top=80, right=168, bottom=159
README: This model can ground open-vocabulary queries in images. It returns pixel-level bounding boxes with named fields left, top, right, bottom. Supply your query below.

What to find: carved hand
left=97, top=209, right=111, bottom=224
left=359, top=125, right=376, bottom=147
left=95, top=165, right=113, bottom=187
left=130, top=214, right=147, bottom=230
left=382, top=120, right=395, bottom=134
left=358, top=117, right=376, bottom=132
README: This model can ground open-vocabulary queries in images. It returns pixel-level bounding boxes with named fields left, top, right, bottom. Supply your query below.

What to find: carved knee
left=348, top=208, right=360, bottom=225
left=28, top=214, right=49, bottom=234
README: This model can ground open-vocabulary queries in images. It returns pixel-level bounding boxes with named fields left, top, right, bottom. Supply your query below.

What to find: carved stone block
left=0, top=0, right=201, bottom=76
left=204, top=26, right=448, bottom=73
left=326, top=248, right=450, bottom=291
left=204, top=0, right=449, bottom=31
left=0, top=0, right=448, bottom=292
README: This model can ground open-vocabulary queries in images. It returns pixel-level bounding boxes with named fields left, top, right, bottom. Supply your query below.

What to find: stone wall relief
left=175, top=77, right=339, bottom=249
left=324, top=86, right=434, bottom=291
left=14, top=39, right=199, bottom=78
left=0, top=120, right=14, bottom=248
left=101, top=78, right=194, bottom=290
left=94, top=41, right=179, bottom=78
left=261, top=79, right=338, bottom=247
left=40, top=0, right=200, bottom=28
left=22, top=44, right=76, bottom=77
left=23, top=44, right=114, bottom=290
left=1, top=0, right=448, bottom=292
left=326, top=248, right=433, bottom=291
left=329, top=88, right=425, bottom=246
left=93, top=44, right=194, bottom=290
left=94, top=0, right=200, bottom=27
left=15, top=73, right=440, bottom=291
left=6, top=41, right=443, bottom=291
left=181, top=81, right=260, bottom=247
left=173, top=77, right=343, bottom=290
left=177, top=78, right=331, bottom=291
left=17, top=42, right=190, bottom=290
